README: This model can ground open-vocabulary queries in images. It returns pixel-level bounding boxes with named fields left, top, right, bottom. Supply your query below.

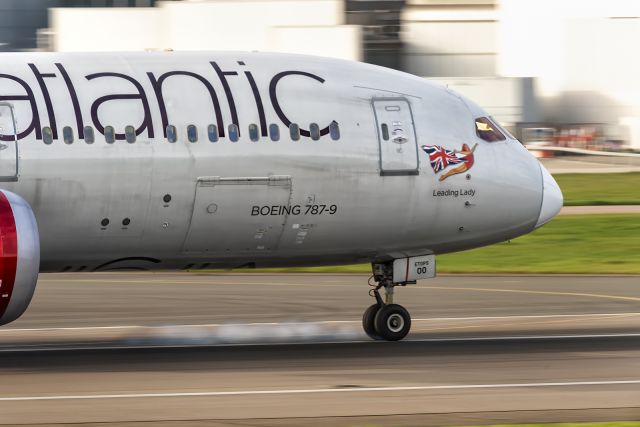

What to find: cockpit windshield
left=490, top=116, right=516, bottom=140
left=475, top=117, right=506, bottom=142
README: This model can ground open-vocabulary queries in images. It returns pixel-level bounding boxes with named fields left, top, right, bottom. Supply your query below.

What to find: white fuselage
left=0, top=51, right=550, bottom=272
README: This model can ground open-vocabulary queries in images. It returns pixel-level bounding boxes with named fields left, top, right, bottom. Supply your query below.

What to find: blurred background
left=0, top=4, right=638, bottom=424
left=2, top=0, right=640, bottom=155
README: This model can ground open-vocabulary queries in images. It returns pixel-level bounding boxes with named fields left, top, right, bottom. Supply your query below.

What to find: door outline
left=0, top=102, right=19, bottom=182
left=371, top=97, right=419, bottom=176
left=182, top=175, right=293, bottom=254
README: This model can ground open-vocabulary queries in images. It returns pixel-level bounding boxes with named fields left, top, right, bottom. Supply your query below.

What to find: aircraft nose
left=535, top=164, right=563, bottom=228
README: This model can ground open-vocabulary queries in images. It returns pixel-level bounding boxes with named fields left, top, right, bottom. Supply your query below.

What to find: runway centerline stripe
left=36, top=280, right=640, bottom=304
left=422, top=286, right=640, bottom=303
left=3, top=312, right=640, bottom=333
left=38, top=279, right=340, bottom=286
left=1, top=380, right=639, bottom=401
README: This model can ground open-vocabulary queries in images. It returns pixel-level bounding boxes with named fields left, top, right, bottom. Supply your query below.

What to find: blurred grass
left=212, top=215, right=640, bottom=275
left=437, top=214, right=639, bottom=274
left=554, top=172, right=640, bottom=205
left=451, top=423, right=640, bottom=427
left=357, top=423, right=640, bottom=427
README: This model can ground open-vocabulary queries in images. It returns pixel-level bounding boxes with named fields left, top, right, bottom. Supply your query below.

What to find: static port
left=163, top=194, right=172, bottom=203
left=122, top=218, right=131, bottom=226
left=101, top=218, right=109, bottom=227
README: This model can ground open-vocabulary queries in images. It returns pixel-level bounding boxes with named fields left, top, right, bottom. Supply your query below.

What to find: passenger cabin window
left=105, top=126, right=115, bottom=144
left=208, top=124, right=218, bottom=142
left=329, top=121, right=340, bottom=141
left=166, top=125, right=177, bottom=143
left=475, top=117, right=506, bottom=142
left=43, top=127, right=53, bottom=145
left=63, top=126, right=74, bottom=144
left=187, top=125, right=198, bottom=143
left=309, top=123, right=320, bottom=141
left=381, top=123, right=389, bottom=141
left=84, top=126, right=95, bottom=144
left=249, top=124, right=259, bottom=142
left=269, top=123, right=280, bottom=141
left=125, top=125, right=136, bottom=143
left=228, top=124, right=239, bottom=142
left=289, top=123, right=300, bottom=141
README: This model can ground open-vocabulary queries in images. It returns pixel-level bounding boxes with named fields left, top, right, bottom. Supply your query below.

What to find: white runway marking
left=414, top=312, right=640, bottom=321
left=4, top=312, right=640, bottom=333
left=1, top=380, right=639, bottom=402
left=39, top=279, right=345, bottom=286
left=410, top=332, right=640, bottom=342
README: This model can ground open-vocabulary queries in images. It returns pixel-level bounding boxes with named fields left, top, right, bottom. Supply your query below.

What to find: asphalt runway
left=540, top=156, right=640, bottom=173
left=1, top=273, right=640, bottom=426
left=561, top=205, right=640, bottom=215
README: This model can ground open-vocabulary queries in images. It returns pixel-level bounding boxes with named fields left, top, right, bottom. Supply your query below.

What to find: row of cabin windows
left=164, top=122, right=341, bottom=143
left=42, top=122, right=341, bottom=145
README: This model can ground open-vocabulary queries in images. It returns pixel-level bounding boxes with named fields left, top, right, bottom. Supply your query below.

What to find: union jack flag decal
left=421, top=145, right=463, bottom=173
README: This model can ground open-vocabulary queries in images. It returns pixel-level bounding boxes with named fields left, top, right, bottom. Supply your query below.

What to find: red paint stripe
left=0, top=192, right=17, bottom=319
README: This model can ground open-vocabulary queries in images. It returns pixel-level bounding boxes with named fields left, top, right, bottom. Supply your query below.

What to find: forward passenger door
left=372, top=98, right=419, bottom=176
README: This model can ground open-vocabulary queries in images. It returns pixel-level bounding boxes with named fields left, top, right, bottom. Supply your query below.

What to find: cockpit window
left=490, top=116, right=515, bottom=140
left=475, top=117, right=506, bottom=142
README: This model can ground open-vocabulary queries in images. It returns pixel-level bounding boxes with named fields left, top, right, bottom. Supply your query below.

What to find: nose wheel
left=362, top=303, right=383, bottom=340
left=376, top=304, right=411, bottom=341
left=362, top=264, right=412, bottom=341
left=364, top=302, right=411, bottom=341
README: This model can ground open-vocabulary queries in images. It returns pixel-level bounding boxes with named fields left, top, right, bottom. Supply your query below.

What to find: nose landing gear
left=362, top=263, right=413, bottom=341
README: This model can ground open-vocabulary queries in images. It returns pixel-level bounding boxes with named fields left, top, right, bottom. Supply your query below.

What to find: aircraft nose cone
left=535, top=164, right=563, bottom=228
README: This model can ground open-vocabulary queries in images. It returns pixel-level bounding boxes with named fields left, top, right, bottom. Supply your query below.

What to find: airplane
left=0, top=51, right=562, bottom=341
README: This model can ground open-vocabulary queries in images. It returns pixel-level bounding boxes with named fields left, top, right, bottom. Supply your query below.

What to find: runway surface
left=560, top=205, right=640, bottom=215
left=540, top=156, right=640, bottom=173
left=2, top=273, right=640, bottom=426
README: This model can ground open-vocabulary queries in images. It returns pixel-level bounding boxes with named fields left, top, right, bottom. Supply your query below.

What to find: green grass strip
left=454, top=423, right=640, bottom=427
left=437, top=214, right=640, bottom=274
left=554, top=172, right=640, bottom=206
left=215, top=215, right=640, bottom=275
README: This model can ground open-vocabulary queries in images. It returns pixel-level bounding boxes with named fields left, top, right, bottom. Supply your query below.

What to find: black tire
left=374, top=304, right=411, bottom=341
left=362, top=304, right=383, bottom=340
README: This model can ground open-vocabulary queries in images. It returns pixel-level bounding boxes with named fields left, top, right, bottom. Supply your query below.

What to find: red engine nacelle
left=0, top=190, right=40, bottom=326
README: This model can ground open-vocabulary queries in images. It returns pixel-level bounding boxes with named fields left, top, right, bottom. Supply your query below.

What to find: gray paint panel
left=183, top=176, right=292, bottom=254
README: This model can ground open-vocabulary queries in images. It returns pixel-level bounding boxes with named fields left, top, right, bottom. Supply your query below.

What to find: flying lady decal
left=421, top=143, right=477, bottom=181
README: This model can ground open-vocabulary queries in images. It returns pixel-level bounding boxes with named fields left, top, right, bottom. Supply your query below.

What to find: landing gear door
left=372, top=98, right=419, bottom=176
left=0, top=103, right=18, bottom=182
